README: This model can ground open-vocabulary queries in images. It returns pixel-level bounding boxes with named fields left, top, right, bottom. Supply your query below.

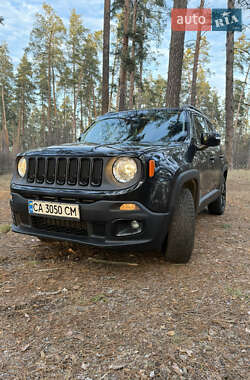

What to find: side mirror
left=201, top=132, right=220, bottom=147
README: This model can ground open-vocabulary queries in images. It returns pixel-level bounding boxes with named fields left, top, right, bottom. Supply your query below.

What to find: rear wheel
left=208, top=178, right=226, bottom=215
left=164, top=188, right=195, bottom=263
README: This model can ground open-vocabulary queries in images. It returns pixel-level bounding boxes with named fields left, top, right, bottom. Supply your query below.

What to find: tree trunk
left=80, top=94, right=83, bottom=132
left=116, top=62, right=121, bottom=111
left=119, top=0, right=130, bottom=111
left=52, top=65, right=58, bottom=141
left=73, top=67, right=84, bottom=140
left=47, top=42, right=52, bottom=145
left=128, top=0, right=138, bottom=109
left=88, top=87, right=92, bottom=125
left=165, top=0, right=187, bottom=108
left=109, top=37, right=119, bottom=109
left=137, top=57, right=143, bottom=109
left=52, top=65, right=57, bottom=119
left=190, top=0, right=205, bottom=106
left=137, top=13, right=145, bottom=110
left=72, top=44, right=77, bottom=142
left=233, top=63, right=249, bottom=167
left=234, top=63, right=249, bottom=131
left=102, top=0, right=110, bottom=114
left=92, top=85, right=97, bottom=118
left=42, top=101, right=46, bottom=146
left=15, top=108, right=22, bottom=153
left=63, top=88, right=67, bottom=141
left=1, top=85, right=9, bottom=152
left=21, top=89, right=25, bottom=149
left=225, top=0, right=235, bottom=169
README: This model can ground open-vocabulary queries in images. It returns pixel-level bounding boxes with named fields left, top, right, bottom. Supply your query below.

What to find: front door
left=192, top=113, right=212, bottom=198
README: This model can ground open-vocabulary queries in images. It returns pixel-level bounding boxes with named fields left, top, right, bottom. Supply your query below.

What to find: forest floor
left=0, top=171, right=249, bottom=380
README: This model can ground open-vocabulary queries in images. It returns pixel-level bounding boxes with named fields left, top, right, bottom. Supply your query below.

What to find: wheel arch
left=168, top=169, right=200, bottom=214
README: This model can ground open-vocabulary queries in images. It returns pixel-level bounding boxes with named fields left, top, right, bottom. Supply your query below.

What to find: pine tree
left=0, top=43, right=14, bottom=152
left=119, top=0, right=130, bottom=111
left=29, top=3, right=66, bottom=145
left=67, top=9, right=88, bottom=139
left=181, top=35, right=210, bottom=105
left=15, top=53, right=35, bottom=152
left=165, top=0, right=187, bottom=108
left=128, top=0, right=138, bottom=109
left=190, top=0, right=205, bottom=106
left=225, top=0, right=235, bottom=168
left=102, top=0, right=111, bottom=114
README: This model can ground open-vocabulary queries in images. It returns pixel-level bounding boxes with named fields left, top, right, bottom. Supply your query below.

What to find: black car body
left=10, top=106, right=228, bottom=262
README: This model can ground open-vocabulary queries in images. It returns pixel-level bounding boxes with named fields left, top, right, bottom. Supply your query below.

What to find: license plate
left=28, top=200, right=80, bottom=220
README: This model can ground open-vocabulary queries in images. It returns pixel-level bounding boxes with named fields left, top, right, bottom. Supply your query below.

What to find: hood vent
left=27, top=156, right=103, bottom=187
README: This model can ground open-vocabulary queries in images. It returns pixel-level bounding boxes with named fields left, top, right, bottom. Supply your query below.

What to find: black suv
left=10, top=106, right=228, bottom=263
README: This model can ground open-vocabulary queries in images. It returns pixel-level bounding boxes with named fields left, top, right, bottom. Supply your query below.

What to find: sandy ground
left=0, top=170, right=249, bottom=379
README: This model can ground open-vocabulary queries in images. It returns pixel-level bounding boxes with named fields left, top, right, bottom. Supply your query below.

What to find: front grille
left=26, top=157, right=103, bottom=187
left=31, top=216, right=88, bottom=235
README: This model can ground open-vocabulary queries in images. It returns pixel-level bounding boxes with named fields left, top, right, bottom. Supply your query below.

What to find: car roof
left=97, top=105, right=205, bottom=121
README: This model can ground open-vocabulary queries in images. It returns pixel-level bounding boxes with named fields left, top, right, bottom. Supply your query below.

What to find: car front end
left=10, top=146, right=172, bottom=251
left=10, top=109, right=188, bottom=251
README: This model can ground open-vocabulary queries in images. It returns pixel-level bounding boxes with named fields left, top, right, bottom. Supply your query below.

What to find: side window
left=193, top=114, right=208, bottom=144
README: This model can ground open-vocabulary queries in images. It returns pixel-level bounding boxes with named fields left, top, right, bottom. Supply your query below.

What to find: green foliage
left=180, top=36, right=224, bottom=132
left=0, top=43, right=14, bottom=87
left=0, top=43, right=14, bottom=148
left=139, top=74, right=167, bottom=108
left=0, top=1, right=249, bottom=170
left=1, top=3, right=102, bottom=150
left=234, top=34, right=250, bottom=75
left=110, top=0, right=168, bottom=109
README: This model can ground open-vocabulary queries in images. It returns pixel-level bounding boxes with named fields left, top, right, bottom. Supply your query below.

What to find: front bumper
left=10, top=191, right=170, bottom=251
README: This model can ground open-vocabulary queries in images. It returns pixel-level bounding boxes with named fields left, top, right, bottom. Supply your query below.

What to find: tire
left=164, top=188, right=195, bottom=263
left=208, top=178, right=226, bottom=215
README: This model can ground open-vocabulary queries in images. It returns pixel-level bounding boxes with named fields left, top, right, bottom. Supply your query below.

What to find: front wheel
left=164, top=188, right=195, bottom=264
left=208, top=179, right=226, bottom=215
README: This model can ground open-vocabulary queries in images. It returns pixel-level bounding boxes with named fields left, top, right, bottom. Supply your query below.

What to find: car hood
left=21, top=141, right=179, bottom=158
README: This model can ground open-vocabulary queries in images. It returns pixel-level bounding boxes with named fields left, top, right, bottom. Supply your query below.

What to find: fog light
left=131, top=220, right=140, bottom=229
left=113, top=220, right=143, bottom=237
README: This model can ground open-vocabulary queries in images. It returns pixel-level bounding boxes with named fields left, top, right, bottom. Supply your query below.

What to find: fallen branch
left=36, top=288, right=68, bottom=296
left=212, top=319, right=236, bottom=324
left=88, top=257, right=138, bottom=266
left=37, top=268, right=61, bottom=272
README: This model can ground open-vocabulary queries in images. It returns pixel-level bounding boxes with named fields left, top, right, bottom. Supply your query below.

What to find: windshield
left=80, top=110, right=187, bottom=145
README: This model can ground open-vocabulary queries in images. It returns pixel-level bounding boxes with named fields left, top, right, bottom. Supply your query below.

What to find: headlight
left=113, top=157, right=137, bottom=183
left=17, top=157, right=27, bottom=178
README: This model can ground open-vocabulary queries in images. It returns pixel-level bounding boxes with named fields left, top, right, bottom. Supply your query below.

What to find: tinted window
left=193, top=114, right=208, bottom=144
left=80, top=111, right=188, bottom=145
